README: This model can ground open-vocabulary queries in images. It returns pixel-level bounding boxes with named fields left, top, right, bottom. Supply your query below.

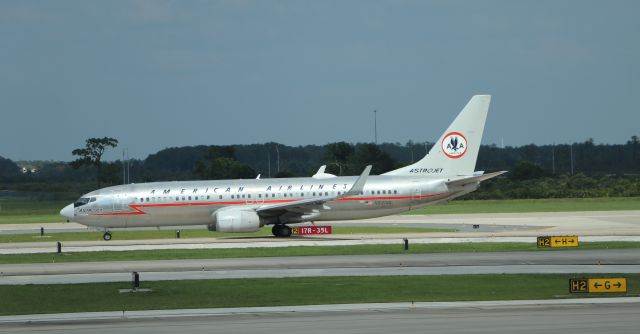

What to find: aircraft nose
left=60, top=203, right=75, bottom=222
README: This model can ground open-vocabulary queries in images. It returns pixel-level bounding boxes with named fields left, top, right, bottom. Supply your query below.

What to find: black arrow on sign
left=614, top=282, right=622, bottom=288
left=594, top=282, right=602, bottom=288
left=555, top=240, right=560, bottom=244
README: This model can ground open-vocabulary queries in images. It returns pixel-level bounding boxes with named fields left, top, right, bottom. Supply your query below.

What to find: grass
left=0, top=226, right=454, bottom=243
left=2, top=242, right=640, bottom=265
left=409, top=197, right=640, bottom=215
left=0, top=199, right=67, bottom=224
left=0, top=273, right=637, bottom=316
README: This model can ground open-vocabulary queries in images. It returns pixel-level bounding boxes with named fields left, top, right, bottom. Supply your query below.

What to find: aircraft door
left=412, top=182, right=422, bottom=202
left=113, top=193, right=130, bottom=213
left=111, top=190, right=133, bottom=227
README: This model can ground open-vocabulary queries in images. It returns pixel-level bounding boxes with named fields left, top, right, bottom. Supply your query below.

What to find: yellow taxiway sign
left=570, top=278, right=627, bottom=293
left=537, top=236, right=579, bottom=248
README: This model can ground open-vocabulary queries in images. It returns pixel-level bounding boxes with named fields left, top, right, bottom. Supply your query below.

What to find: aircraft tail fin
left=384, top=95, right=491, bottom=177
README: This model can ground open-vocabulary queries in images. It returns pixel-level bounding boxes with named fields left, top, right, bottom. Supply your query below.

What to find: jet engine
left=209, top=207, right=262, bottom=233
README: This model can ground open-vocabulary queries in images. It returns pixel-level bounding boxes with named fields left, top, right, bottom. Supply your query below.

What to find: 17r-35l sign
left=292, top=226, right=332, bottom=235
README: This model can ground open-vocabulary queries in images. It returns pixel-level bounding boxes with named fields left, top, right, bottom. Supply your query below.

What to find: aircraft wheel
left=272, top=224, right=292, bottom=238
left=271, top=225, right=282, bottom=237
left=282, top=225, right=292, bottom=237
left=103, top=232, right=112, bottom=241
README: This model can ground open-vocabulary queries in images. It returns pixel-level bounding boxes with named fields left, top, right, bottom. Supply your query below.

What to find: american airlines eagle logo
left=441, top=132, right=467, bottom=159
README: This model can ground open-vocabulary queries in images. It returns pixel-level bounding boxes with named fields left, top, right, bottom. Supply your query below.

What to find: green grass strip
left=0, top=226, right=454, bottom=243
left=2, top=242, right=640, bottom=265
left=409, top=197, right=640, bottom=215
left=1, top=274, right=637, bottom=316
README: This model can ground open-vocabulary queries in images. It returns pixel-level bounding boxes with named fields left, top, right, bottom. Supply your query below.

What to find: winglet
left=342, top=165, right=372, bottom=197
left=313, top=165, right=338, bottom=179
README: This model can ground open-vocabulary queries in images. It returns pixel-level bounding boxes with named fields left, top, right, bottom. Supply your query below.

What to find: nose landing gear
left=271, top=224, right=292, bottom=238
left=103, top=231, right=112, bottom=241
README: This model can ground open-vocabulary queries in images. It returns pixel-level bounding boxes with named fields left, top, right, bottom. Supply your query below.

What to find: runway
left=1, top=298, right=639, bottom=334
left=1, top=249, right=639, bottom=284
left=1, top=211, right=640, bottom=255
left=3, top=235, right=640, bottom=255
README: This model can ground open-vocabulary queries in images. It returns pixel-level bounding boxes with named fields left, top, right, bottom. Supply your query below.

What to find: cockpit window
left=74, top=197, right=90, bottom=207
left=89, top=197, right=97, bottom=202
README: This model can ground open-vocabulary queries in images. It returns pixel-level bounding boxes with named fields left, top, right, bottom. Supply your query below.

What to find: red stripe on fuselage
left=93, top=193, right=448, bottom=216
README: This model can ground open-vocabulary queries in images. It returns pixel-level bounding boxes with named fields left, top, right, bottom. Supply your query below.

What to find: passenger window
left=219, top=195, right=222, bottom=199
left=188, top=196, right=191, bottom=200
left=231, top=195, right=234, bottom=199
left=377, top=190, right=380, bottom=195
left=394, top=190, right=397, bottom=194
left=371, top=191, right=375, bottom=195
left=301, top=193, right=304, bottom=197
left=284, top=194, right=287, bottom=197
left=248, top=194, right=251, bottom=198
left=195, top=196, right=198, bottom=200
left=140, top=198, right=144, bottom=202
left=258, top=194, right=262, bottom=198
left=382, top=190, right=386, bottom=194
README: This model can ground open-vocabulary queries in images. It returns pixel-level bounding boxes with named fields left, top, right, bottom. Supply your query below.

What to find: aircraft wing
left=256, top=165, right=372, bottom=215
left=446, top=171, right=507, bottom=187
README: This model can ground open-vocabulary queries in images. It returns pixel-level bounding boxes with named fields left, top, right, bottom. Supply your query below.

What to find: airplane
left=60, top=95, right=505, bottom=240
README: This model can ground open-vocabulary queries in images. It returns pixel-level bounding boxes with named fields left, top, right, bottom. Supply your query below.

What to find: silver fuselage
left=65, top=174, right=476, bottom=229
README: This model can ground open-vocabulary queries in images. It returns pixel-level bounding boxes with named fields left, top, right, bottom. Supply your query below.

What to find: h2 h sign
left=537, top=236, right=579, bottom=248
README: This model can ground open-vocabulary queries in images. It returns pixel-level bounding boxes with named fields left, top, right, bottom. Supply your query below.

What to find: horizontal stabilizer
left=446, top=171, right=507, bottom=187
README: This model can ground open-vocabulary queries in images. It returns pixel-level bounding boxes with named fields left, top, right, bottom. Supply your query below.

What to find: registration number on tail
left=292, top=226, right=332, bottom=235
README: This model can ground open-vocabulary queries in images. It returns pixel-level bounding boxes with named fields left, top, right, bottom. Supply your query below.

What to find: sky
left=1, top=0, right=638, bottom=161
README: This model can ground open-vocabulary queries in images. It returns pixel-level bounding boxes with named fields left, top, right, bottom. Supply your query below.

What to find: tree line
left=1, top=136, right=638, bottom=200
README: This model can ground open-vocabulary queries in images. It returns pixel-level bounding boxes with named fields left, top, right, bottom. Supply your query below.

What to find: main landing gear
left=272, top=224, right=292, bottom=238
left=103, top=231, right=112, bottom=241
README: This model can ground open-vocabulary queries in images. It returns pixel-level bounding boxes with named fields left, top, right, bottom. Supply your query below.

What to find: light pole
left=373, top=110, right=378, bottom=144
left=122, top=149, right=126, bottom=184
left=275, top=145, right=280, bottom=173
left=329, top=161, right=343, bottom=176
left=552, top=143, right=556, bottom=175
left=570, top=143, right=574, bottom=175
left=267, top=150, right=271, bottom=178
